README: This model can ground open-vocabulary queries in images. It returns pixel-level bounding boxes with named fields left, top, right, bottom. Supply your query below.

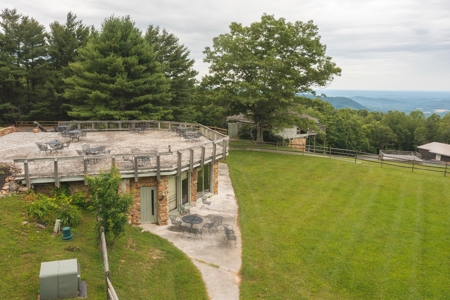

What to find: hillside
left=320, top=96, right=370, bottom=110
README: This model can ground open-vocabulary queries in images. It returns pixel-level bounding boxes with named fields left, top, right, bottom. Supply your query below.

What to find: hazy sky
left=3, top=0, right=450, bottom=91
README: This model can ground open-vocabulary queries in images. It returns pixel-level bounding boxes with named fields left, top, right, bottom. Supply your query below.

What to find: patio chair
left=60, top=130, right=68, bottom=138
left=36, top=142, right=49, bottom=154
left=225, top=228, right=237, bottom=247
left=81, top=144, right=90, bottom=152
left=201, top=196, right=211, bottom=210
left=190, top=225, right=203, bottom=241
left=202, top=221, right=215, bottom=235
left=193, top=132, right=202, bottom=142
left=180, top=205, right=190, bottom=215
left=61, top=141, right=71, bottom=153
left=169, top=215, right=182, bottom=231
left=211, top=216, right=223, bottom=232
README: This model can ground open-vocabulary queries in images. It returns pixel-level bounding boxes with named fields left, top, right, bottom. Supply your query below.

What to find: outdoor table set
left=169, top=213, right=237, bottom=246
left=42, top=139, right=70, bottom=153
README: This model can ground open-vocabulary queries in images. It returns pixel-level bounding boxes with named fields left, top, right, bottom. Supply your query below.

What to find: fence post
left=23, top=160, right=30, bottom=189
left=329, top=146, right=331, bottom=158
left=445, top=164, right=448, bottom=177
left=355, top=149, right=357, bottom=164
left=412, top=159, right=415, bottom=173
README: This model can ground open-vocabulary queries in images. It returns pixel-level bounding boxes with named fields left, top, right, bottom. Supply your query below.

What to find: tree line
left=1, top=10, right=448, bottom=153
left=0, top=9, right=198, bottom=124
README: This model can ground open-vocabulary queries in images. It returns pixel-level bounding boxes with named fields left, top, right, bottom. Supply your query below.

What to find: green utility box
left=39, top=259, right=79, bottom=300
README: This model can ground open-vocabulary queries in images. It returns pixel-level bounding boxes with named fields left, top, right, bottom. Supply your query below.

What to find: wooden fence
left=230, top=141, right=450, bottom=177
left=100, top=227, right=119, bottom=300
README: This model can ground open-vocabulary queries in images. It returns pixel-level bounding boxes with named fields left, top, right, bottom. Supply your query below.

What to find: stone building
left=0, top=121, right=228, bottom=226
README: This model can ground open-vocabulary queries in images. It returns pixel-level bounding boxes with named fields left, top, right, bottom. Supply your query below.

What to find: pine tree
left=28, top=12, right=91, bottom=121
left=145, top=25, right=198, bottom=122
left=65, top=16, right=170, bottom=120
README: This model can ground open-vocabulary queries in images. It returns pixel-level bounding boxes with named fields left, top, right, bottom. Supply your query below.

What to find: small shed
left=417, top=142, right=450, bottom=163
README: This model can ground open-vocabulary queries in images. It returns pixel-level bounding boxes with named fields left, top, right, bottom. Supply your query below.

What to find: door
left=140, top=187, right=157, bottom=223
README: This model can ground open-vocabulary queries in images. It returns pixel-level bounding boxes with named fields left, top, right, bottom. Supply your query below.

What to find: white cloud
left=2, top=0, right=450, bottom=90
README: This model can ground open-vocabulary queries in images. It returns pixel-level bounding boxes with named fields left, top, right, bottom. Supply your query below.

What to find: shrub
left=26, top=193, right=82, bottom=227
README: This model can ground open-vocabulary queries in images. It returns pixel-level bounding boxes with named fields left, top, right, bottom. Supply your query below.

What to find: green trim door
left=140, top=187, right=157, bottom=223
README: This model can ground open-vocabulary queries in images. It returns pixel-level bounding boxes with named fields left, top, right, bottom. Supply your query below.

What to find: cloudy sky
left=3, top=0, right=450, bottom=91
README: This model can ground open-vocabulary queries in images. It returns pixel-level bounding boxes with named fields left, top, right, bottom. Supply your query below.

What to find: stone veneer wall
left=128, top=176, right=169, bottom=226
left=289, top=137, right=306, bottom=151
left=190, top=168, right=198, bottom=203
left=0, top=126, right=19, bottom=137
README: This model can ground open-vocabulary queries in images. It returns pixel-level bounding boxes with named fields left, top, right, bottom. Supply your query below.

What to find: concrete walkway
left=140, top=163, right=241, bottom=300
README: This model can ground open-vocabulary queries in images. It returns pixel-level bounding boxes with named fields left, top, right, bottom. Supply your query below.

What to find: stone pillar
left=213, top=162, right=219, bottom=194
left=157, top=176, right=169, bottom=225
left=190, top=168, right=198, bottom=203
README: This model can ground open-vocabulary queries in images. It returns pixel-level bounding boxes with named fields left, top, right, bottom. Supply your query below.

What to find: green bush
left=71, top=191, right=91, bottom=210
left=26, top=193, right=82, bottom=227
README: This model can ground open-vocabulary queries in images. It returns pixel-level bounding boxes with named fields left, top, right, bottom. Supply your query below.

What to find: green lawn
left=0, top=196, right=208, bottom=300
left=228, top=151, right=450, bottom=299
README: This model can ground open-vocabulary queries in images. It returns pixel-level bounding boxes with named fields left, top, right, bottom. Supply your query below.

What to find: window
left=197, top=164, right=211, bottom=197
left=181, top=172, right=189, bottom=205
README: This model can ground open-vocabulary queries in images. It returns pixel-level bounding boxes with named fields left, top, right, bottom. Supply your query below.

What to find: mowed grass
left=228, top=151, right=450, bottom=300
left=0, top=196, right=208, bottom=300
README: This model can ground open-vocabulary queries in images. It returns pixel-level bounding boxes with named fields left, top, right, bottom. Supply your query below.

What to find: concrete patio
left=140, top=163, right=241, bottom=300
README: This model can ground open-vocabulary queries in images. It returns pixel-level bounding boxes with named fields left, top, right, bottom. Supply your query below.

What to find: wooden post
left=189, top=149, right=194, bottom=172
left=157, top=154, right=161, bottom=180
left=201, top=146, right=205, bottom=168
left=24, top=160, right=30, bottom=189
left=212, top=143, right=217, bottom=164
left=355, top=149, right=357, bottom=164
left=329, top=146, right=331, bottom=158
left=54, top=158, right=59, bottom=188
left=83, top=157, right=88, bottom=185
left=412, top=159, right=415, bottom=173
left=223, top=140, right=227, bottom=160
left=177, top=151, right=182, bottom=176
left=134, top=156, right=138, bottom=182
left=111, top=155, right=115, bottom=168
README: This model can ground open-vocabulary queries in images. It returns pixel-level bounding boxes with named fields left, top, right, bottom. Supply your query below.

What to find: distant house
left=417, top=142, right=450, bottom=163
left=227, top=114, right=325, bottom=150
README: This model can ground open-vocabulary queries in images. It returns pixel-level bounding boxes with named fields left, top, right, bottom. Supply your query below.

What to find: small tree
left=86, top=166, right=133, bottom=245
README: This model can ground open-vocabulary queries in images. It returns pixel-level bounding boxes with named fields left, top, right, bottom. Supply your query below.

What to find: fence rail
left=100, top=227, right=119, bottom=300
left=230, top=140, right=449, bottom=177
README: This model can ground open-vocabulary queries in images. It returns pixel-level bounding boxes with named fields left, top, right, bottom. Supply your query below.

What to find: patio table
left=45, top=140, right=63, bottom=153
left=67, top=130, right=83, bottom=141
left=182, top=214, right=203, bottom=229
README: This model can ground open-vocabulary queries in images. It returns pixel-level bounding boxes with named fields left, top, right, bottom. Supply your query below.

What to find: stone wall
left=0, top=126, right=19, bottom=137
left=0, top=163, right=27, bottom=196
left=190, top=168, right=198, bottom=202
left=129, top=176, right=169, bottom=226
left=289, top=137, right=306, bottom=151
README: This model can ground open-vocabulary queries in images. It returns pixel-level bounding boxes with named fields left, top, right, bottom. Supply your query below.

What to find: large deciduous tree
left=65, top=16, right=170, bottom=120
left=145, top=25, right=198, bottom=122
left=202, top=14, right=341, bottom=142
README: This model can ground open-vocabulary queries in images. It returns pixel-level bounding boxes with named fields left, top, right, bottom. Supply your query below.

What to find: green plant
left=26, top=193, right=83, bottom=227
left=71, top=191, right=91, bottom=210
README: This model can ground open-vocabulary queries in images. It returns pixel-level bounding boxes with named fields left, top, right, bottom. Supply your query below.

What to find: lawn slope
left=0, top=196, right=207, bottom=300
left=228, top=151, right=450, bottom=300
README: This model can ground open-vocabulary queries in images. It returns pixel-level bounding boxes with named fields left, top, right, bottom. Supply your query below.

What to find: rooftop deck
left=1, top=122, right=228, bottom=187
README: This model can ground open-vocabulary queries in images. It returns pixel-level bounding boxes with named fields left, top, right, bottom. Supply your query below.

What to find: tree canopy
left=201, top=14, right=341, bottom=141
left=64, top=16, right=171, bottom=120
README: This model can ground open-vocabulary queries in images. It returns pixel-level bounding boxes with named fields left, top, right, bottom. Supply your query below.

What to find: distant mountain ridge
left=315, top=90, right=450, bottom=116
left=305, top=94, right=370, bottom=110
